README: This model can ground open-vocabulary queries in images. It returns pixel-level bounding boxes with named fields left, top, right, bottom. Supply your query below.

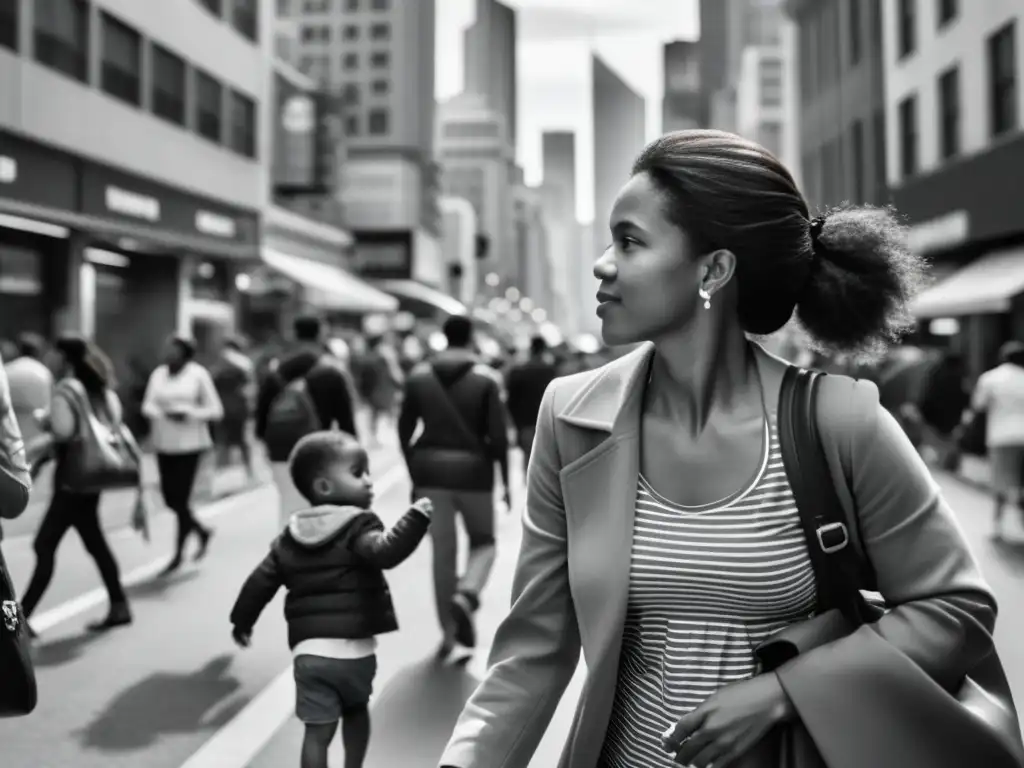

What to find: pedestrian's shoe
left=435, top=636, right=455, bottom=662
left=87, top=602, right=132, bottom=632
left=194, top=528, right=215, bottom=561
left=451, top=591, right=479, bottom=649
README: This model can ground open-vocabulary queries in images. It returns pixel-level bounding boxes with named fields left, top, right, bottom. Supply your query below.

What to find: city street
left=1, top=446, right=1024, bottom=768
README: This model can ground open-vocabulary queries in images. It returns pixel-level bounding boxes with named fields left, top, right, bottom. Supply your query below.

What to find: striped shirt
left=599, top=415, right=816, bottom=767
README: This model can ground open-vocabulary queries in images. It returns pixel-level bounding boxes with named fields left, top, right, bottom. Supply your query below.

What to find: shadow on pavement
left=32, top=630, right=108, bottom=668
left=74, top=654, right=247, bottom=752
left=365, top=656, right=480, bottom=767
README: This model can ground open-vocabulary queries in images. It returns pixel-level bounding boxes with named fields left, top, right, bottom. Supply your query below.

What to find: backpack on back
left=264, top=374, right=321, bottom=463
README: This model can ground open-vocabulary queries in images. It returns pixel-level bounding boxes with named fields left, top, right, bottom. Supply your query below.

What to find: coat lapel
left=556, top=343, right=654, bottom=765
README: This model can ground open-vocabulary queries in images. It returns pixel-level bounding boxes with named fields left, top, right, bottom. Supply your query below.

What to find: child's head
left=289, top=431, right=373, bottom=508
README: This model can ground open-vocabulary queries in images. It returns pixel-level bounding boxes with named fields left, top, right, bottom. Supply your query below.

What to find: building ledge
left=264, top=204, right=353, bottom=247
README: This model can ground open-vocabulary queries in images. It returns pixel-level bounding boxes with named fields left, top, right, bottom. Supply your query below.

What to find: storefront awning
left=911, top=248, right=1024, bottom=318
left=262, top=248, right=398, bottom=314
left=374, top=279, right=468, bottom=317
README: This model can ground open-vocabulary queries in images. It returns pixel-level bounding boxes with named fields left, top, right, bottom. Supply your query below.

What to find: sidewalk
left=956, top=454, right=992, bottom=491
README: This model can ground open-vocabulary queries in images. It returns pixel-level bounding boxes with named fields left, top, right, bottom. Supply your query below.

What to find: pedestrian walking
left=961, top=341, right=1024, bottom=538
left=4, top=333, right=55, bottom=478
left=398, top=314, right=510, bottom=661
left=506, top=335, right=559, bottom=467
left=211, top=336, right=256, bottom=480
left=439, top=130, right=1009, bottom=768
left=142, top=336, right=223, bottom=574
left=361, top=335, right=404, bottom=447
left=21, top=336, right=139, bottom=635
left=229, top=430, right=432, bottom=768
left=256, top=315, right=359, bottom=530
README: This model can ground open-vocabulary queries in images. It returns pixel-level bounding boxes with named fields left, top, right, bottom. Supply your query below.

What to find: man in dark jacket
left=506, top=335, right=558, bottom=466
left=255, top=315, right=359, bottom=529
left=398, top=314, right=510, bottom=660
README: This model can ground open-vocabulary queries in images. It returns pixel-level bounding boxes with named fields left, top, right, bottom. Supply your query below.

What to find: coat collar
left=557, top=342, right=655, bottom=433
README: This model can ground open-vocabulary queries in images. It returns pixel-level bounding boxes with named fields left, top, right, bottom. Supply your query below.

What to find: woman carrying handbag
left=21, top=335, right=143, bottom=637
left=0, top=344, right=36, bottom=717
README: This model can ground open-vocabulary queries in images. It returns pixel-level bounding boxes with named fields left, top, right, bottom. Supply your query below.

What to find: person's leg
left=71, top=492, right=131, bottom=629
left=294, top=655, right=344, bottom=768
left=157, top=452, right=211, bottom=571
left=421, top=488, right=459, bottom=653
left=340, top=706, right=370, bottom=768
left=336, top=654, right=376, bottom=768
left=451, top=490, right=497, bottom=649
left=21, top=489, right=75, bottom=619
left=990, top=447, right=1014, bottom=538
left=301, top=723, right=337, bottom=768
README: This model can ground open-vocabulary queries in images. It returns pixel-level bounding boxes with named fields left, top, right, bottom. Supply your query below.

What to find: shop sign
left=80, top=161, right=258, bottom=246
left=0, top=131, right=78, bottom=211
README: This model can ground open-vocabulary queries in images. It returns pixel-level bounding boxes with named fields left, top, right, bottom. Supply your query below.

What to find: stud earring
left=698, top=287, right=711, bottom=310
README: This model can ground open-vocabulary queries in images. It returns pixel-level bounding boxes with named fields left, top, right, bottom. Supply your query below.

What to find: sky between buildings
left=436, top=0, right=700, bottom=223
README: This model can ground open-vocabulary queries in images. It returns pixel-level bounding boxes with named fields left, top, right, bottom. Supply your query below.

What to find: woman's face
left=594, top=172, right=703, bottom=346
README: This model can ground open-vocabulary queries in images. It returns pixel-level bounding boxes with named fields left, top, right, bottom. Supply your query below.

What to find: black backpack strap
left=778, top=366, right=874, bottom=626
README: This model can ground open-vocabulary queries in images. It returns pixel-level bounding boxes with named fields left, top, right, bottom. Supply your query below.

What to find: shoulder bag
left=58, top=379, right=140, bottom=494
left=761, top=366, right=1023, bottom=766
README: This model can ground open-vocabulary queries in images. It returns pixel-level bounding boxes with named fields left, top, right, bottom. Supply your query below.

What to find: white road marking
left=29, top=462, right=407, bottom=635
left=175, top=463, right=408, bottom=768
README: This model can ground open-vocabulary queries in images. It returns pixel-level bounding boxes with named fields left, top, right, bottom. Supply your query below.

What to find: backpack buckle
left=816, top=522, right=849, bottom=554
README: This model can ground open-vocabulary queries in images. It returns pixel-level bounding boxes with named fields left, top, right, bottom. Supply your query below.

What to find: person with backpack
left=142, top=336, right=223, bottom=575
left=398, top=315, right=510, bottom=662
left=256, top=315, right=358, bottom=530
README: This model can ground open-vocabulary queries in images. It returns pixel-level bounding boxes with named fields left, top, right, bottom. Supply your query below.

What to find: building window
left=229, top=90, right=257, bottom=158
left=370, top=23, right=390, bottom=40
left=232, top=0, right=259, bottom=42
left=371, top=0, right=389, bottom=9
left=151, top=44, right=187, bottom=126
left=898, top=94, right=917, bottom=178
left=848, top=0, right=861, bottom=66
left=197, top=0, right=223, bottom=16
left=343, top=52, right=358, bottom=69
left=872, top=108, right=886, bottom=201
left=345, top=115, right=359, bottom=136
left=871, top=0, right=883, bottom=51
left=302, top=24, right=328, bottom=42
left=343, top=24, right=359, bottom=39
left=936, top=0, right=957, bottom=28
left=100, top=12, right=142, bottom=106
left=34, top=0, right=89, bottom=82
left=346, top=0, right=358, bottom=10
left=278, top=0, right=290, bottom=16
left=370, top=51, right=389, bottom=68
left=342, top=83, right=359, bottom=105
left=195, top=69, right=224, bottom=144
left=371, top=79, right=388, bottom=95
left=850, top=120, right=864, bottom=202
left=368, top=108, right=388, bottom=135
left=0, top=0, right=18, bottom=52
left=988, top=22, right=1018, bottom=138
left=938, top=65, right=960, bottom=159
left=897, top=0, right=916, bottom=59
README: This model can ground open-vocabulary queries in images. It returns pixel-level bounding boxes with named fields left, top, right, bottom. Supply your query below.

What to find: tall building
left=786, top=0, right=887, bottom=211
left=277, top=0, right=444, bottom=295
left=463, top=0, right=517, bottom=149
left=590, top=54, right=645, bottom=336
left=539, top=131, right=577, bottom=331
left=513, top=184, right=554, bottom=319
left=885, top=1, right=1024, bottom=381
left=0, top=0, right=266, bottom=376
left=734, top=40, right=794, bottom=166
left=663, top=40, right=704, bottom=131
left=437, top=92, right=516, bottom=292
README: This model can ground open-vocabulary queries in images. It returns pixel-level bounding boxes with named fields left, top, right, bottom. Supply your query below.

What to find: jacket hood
left=430, top=349, right=478, bottom=385
left=287, top=505, right=365, bottom=547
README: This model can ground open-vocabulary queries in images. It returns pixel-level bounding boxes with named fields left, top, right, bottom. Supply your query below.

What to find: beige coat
left=440, top=342, right=997, bottom=768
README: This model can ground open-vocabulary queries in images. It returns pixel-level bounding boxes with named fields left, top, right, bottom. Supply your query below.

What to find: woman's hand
left=661, top=672, right=794, bottom=767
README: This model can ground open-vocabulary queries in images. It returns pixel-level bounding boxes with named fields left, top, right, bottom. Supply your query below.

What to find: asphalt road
left=1, top=450, right=1023, bottom=768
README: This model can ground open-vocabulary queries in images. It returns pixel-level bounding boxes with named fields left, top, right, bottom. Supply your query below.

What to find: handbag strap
left=777, top=366, right=873, bottom=626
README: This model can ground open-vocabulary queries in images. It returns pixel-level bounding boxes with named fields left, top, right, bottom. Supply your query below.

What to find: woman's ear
left=700, top=249, right=738, bottom=299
